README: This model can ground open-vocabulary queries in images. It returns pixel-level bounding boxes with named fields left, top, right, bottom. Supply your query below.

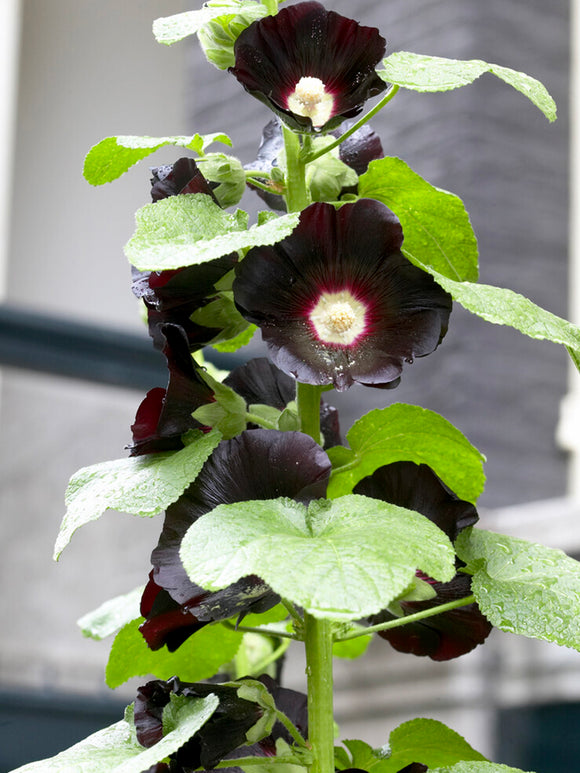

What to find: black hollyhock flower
left=224, top=357, right=341, bottom=448
left=233, top=200, right=452, bottom=391
left=132, top=157, right=237, bottom=351
left=354, top=462, right=492, bottom=661
left=245, top=118, right=384, bottom=211
left=229, top=1, right=387, bottom=133
left=128, top=324, right=215, bottom=456
left=134, top=675, right=307, bottom=772
left=140, top=429, right=331, bottom=651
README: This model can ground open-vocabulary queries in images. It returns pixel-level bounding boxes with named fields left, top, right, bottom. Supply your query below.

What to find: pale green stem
left=304, top=614, right=335, bottom=773
left=296, top=381, right=323, bottom=443
left=250, top=638, right=292, bottom=676
left=282, top=125, right=310, bottom=213
left=222, top=620, right=298, bottom=641
left=305, top=85, right=400, bottom=164
left=336, top=594, right=477, bottom=641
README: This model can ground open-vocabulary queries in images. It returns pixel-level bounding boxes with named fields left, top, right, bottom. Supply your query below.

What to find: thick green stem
left=283, top=125, right=310, bottom=213
left=296, top=381, right=322, bottom=443
left=305, top=85, right=400, bottom=164
left=304, top=614, right=335, bottom=773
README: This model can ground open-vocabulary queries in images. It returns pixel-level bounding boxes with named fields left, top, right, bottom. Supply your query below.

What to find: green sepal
left=327, top=404, right=486, bottom=504
left=83, top=133, right=232, bottom=185
left=124, top=193, right=299, bottom=272
left=10, top=694, right=219, bottom=772
left=234, top=679, right=278, bottom=743
left=77, top=586, right=144, bottom=640
left=54, top=429, right=221, bottom=559
left=379, top=51, right=556, bottom=122
left=213, top=323, right=257, bottom=353
left=456, top=527, right=580, bottom=650
left=358, top=157, right=478, bottom=282
left=180, top=494, right=455, bottom=621
left=193, top=370, right=247, bottom=438
left=106, top=618, right=242, bottom=688
left=191, top=291, right=252, bottom=347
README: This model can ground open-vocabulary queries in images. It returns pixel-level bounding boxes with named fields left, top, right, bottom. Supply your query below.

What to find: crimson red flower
left=355, top=462, right=492, bottom=661
left=233, top=200, right=452, bottom=391
left=230, top=1, right=387, bottom=133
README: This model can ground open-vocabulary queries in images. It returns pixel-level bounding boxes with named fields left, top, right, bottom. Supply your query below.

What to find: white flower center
left=287, top=76, right=334, bottom=128
left=309, top=290, right=366, bottom=345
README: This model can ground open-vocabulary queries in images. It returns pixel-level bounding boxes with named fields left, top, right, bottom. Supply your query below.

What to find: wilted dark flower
left=134, top=675, right=307, bottom=772
left=132, top=157, right=237, bottom=351
left=230, top=1, right=387, bottom=133
left=355, top=462, right=492, bottom=661
left=233, top=200, right=452, bottom=391
left=128, top=324, right=214, bottom=456
left=140, top=429, right=331, bottom=651
left=245, top=118, right=384, bottom=211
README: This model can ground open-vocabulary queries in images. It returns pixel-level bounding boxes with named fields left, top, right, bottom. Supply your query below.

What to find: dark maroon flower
left=140, top=429, right=331, bottom=651
left=132, top=157, right=237, bottom=351
left=355, top=462, right=492, bottom=661
left=230, top=1, right=387, bottom=133
left=134, top=675, right=307, bottom=772
left=129, top=324, right=214, bottom=456
left=233, top=200, right=452, bottom=391
left=245, top=118, right=384, bottom=211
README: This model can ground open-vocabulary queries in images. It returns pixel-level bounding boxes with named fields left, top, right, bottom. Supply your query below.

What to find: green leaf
left=456, top=528, right=580, bottom=650
left=431, top=764, right=535, bottom=773
left=83, top=133, right=232, bottom=185
left=358, top=157, right=478, bottom=282
left=124, top=194, right=299, bottom=271
left=412, top=261, right=580, bottom=359
left=77, top=586, right=144, bottom=640
left=154, top=2, right=266, bottom=47
left=380, top=51, right=556, bottom=122
left=377, top=719, right=487, bottom=772
left=180, top=494, right=455, bottom=621
left=327, top=404, right=486, bottom=503
left=55, top=429, right=221, bottom=559
left=11, top=694, right=219, bottom=772
left=106, top=618, right=242, bottom=688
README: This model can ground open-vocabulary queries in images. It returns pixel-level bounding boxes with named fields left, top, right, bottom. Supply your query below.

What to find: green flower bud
left=196, top=153, right=246, bottom=208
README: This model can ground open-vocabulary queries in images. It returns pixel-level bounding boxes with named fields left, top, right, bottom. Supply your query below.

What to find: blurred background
left=0, top=0, right=577, bottom=770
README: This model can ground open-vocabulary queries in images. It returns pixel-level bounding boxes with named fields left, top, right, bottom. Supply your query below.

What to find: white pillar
left=0, top=0, right=22, bottom=298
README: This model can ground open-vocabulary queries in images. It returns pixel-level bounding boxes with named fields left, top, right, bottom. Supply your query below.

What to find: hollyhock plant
left=33, top=2, right=572, bottom=772
left=229, top=1, right=387, bottom=133
left=355, top=462, right=492, bottom=660
left=234, top=199, right=452, bottom=390
left=140, top=429, right=331, bottom=651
